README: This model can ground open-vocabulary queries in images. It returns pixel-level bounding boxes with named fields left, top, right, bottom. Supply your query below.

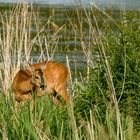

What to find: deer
left=12, top=63, right=46, bottom=110
left=30, top=60, right=70, bottom=105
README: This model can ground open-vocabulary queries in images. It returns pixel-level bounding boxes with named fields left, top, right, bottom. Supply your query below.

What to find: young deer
left=12, top=64, right=46, bottom=105
left=30, top=60, right=70, bottom=105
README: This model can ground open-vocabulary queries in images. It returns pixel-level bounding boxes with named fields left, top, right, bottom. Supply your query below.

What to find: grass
left=0, top=2, right=140, bottom=140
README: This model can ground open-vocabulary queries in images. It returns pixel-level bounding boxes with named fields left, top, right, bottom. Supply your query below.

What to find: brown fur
left=12, top=68, right=46, bottom=103
left=30, top=60, right=70, bottom=105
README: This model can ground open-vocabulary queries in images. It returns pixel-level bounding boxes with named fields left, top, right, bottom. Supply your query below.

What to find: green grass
left=0, top=3, right=140, bottom=140
left=0, top=92, right=137, bottom=140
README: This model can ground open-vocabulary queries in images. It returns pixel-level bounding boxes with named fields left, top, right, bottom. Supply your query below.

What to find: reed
left=0, top=2, right=139, bottom=140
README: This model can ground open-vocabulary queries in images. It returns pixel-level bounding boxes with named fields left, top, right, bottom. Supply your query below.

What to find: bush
left=74, top=11, right=140, bottom=132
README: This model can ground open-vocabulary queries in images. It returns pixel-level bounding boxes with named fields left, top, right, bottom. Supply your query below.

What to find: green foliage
left=0, top=3, right=139, bottom=139
left=74, top=11, right=140, bottom=133
left=0, top=94, right=71, bottom=140
left=74, top=68, right=109, bottom=122
left=109, top=11, right=140, bottom=131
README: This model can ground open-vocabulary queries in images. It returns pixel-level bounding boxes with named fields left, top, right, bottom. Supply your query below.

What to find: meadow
left=0, top=3, right=140, bottom=140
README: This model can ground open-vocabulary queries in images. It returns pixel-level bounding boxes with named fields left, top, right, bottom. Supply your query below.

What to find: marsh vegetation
left=0, top=3, right=140, bottom=140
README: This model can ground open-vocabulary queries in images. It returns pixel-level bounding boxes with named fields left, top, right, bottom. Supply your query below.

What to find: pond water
left=0, top=2, right=139, bottom=78
left=0, top=0, right=140, bottom=10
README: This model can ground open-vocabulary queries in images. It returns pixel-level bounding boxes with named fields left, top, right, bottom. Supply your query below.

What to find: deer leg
left=49, top=94, right=61, bottom=105
left=15, top=100, right=21, bottom=112
left=15, top=92, right=32, bottom=111
left=55, top=87, right=70, bottom=103
left=46, top=87, right=61, bottom=106
left=15, top=92, right=32, bottom=102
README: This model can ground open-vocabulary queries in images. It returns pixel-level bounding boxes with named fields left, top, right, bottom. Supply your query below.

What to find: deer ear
left=41, top=61, right=47, bottom=70
left=26, top=61, right=32, bottom=67
left=25, top=61, right=34, bottom=72
left=44, top=60, right=48, bottom=64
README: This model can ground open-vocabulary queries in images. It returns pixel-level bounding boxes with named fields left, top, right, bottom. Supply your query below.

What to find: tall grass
left=0, top=3, right=140, bottom=140
left=0, top=3, right=32, bottom=99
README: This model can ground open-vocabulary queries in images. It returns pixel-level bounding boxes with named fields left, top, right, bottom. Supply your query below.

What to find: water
left=0, top=0, right=140, bottom=10
left=0, top=2, right=139, bottom=78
